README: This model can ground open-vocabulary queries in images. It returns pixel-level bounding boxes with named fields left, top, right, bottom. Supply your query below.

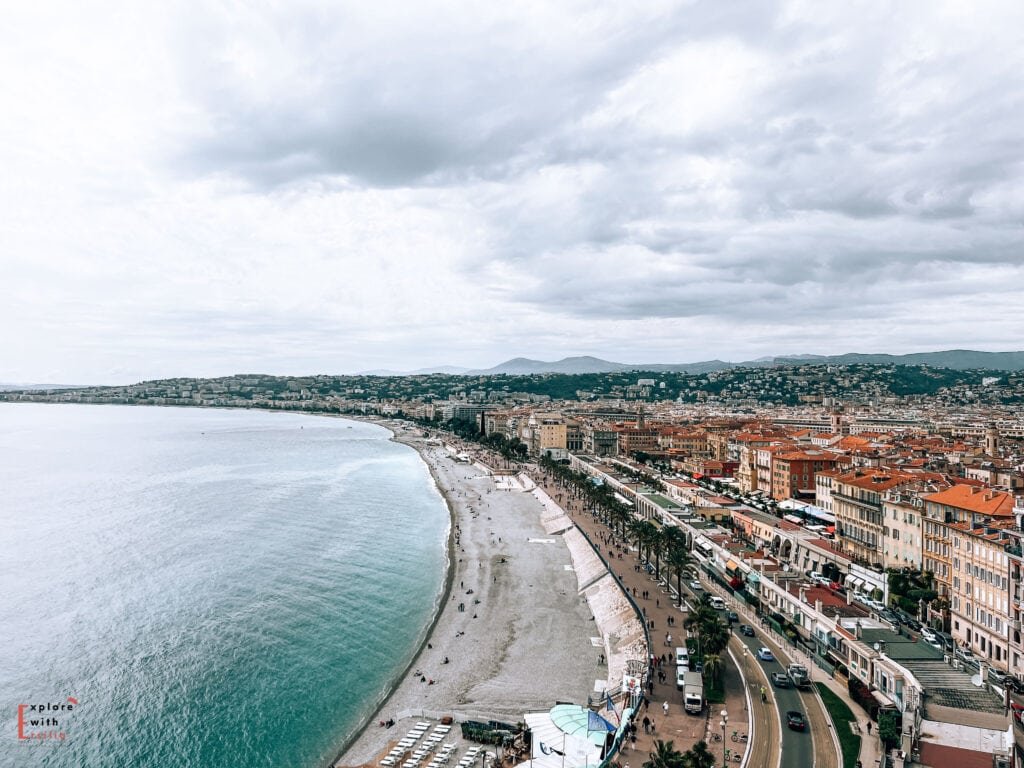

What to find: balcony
left=833, top=491, right=882, bottom=513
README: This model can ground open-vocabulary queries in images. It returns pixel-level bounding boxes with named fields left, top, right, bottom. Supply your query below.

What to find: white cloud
left=1, top=0, right=1023, bottom=383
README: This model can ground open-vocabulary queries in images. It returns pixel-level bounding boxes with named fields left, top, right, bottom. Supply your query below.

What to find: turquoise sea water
left=0, top=404, right=448, bottom=768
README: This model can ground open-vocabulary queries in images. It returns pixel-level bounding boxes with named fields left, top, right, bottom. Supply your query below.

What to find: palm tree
left=703, top=619, right=731, bottom=656
left=702, top=653, right=723, bottom=685
left=644, top=739, right=685, bottom=768
left=660, top=526, right=689, bottom=600
left=627, top=519, right=646, bottom=557
left=681, top=740, right=716, bottom=768
left=646, top=523, right=665, bottom=580
left=665, top=546, right=691, bottom=608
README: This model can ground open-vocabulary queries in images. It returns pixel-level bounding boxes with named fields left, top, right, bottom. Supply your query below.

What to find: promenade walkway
left=533, top=473, right=757, bottom=767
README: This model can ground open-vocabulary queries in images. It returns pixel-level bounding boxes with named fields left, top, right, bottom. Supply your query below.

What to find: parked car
left=921, top=628, right=939, bottom=644
left=988, top=668, right=1008, bottom=686
left=757, top=647, right=775, bottom=662
left=675, top=647, right=689, bottom=666
left=739, top=624, right=755, bottom=637
left=771, top=672, right=790, bottom=688
left=786, top=711, right=807, bottom=731
left=878, top=610, right=901, bottom=626
left=955, top=647, right=978, bottom=666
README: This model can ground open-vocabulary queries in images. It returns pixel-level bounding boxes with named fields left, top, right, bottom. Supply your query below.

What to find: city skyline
left=3, top=2, right=1023, bottom=385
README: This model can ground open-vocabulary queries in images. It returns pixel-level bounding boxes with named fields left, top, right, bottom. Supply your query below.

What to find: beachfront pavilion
left=524, top=704, right=617, bottom=768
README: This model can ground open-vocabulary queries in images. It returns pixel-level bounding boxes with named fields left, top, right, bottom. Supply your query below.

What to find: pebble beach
left=335, top=428, right=610, bottom=768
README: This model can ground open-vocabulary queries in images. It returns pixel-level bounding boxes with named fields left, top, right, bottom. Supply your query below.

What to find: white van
left=709, top=596, right=726, bottom=610
left=675, top=646, right=689, bottom=667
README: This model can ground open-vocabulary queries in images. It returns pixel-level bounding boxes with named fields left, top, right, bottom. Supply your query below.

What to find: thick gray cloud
left=1, top=1, right=1023, bottom=383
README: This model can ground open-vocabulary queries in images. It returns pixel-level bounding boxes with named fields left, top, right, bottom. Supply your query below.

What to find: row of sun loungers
left=456, top=745, right=481, bottom=768
left=381, top=723, right=456, bottom=768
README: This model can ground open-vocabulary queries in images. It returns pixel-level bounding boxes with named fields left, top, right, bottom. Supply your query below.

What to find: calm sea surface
left=0, top=404, right=448, bottom=768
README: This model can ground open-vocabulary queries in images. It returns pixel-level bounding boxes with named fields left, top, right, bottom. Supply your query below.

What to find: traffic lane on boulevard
left=728, top=635, right=779, bottom=768
left=735, top=631, right=813, bottom=768
left=737, top=624, right=839, bottom=768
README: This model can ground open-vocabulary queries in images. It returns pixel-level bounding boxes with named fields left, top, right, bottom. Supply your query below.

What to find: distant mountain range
left=360, top=349, right=1024, bottom=376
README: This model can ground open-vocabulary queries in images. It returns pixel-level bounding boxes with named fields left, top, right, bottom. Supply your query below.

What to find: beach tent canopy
left=549, top=704, right=615, bottom=740
left=524, top=705, right=607, bottom=768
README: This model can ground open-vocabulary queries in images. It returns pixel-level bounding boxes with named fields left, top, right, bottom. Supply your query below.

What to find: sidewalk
left=534, top=473, right=754, bottom=765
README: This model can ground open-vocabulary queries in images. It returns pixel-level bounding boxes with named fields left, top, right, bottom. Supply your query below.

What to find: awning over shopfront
left=871, top=690, right=897, bottom=709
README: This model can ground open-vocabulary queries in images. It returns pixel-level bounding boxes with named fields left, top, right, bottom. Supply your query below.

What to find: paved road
left=734, top=632, right=813, bottom=768
left=688, top=577, right=838, bottom=768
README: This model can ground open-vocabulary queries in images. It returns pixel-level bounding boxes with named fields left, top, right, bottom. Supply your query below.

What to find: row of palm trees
left=538, top=457, right=732, bottom=688
left=643, top=738, right=716, bottom=768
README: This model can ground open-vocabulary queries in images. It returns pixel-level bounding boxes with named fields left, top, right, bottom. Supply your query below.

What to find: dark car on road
left=786, top=711, right=807, bottom=731
left=771, top=672, right=790, bottom=688
left=739, top=624, right=755, bottom=637
left=727, top=611, right=739, bottom=623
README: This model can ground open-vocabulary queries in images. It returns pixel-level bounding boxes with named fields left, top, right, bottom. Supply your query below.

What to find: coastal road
left=690, top=575, right=838, bottom=768
left=734, top=632, right=813, bottom=768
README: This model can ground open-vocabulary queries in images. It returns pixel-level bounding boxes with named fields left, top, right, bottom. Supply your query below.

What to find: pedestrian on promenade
left=663, top=701, right=669, bottom=715
left=866, top=721, right=872, bottom=735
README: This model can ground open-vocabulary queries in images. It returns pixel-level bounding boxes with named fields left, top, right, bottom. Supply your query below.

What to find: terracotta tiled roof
left=924, top=484, right=1017, bottom=516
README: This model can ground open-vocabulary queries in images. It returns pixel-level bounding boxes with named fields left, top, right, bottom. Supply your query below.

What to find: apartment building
left=833, top=469, right=915, bottom=565
left=880, top=488, right=927, bottom=569
left=657, top=427, right=708, bottom=457
left=923, top=484, right=1018, bottom=653
left=523, top=413, right=568, bottom=456
left=815, top=469, right=838, bottom=513
left=755, top=444, right=789, bottom=496
left=769, top=449, right=847, bottom=501
left=945, top=519, right=1014, bottom=670
left=613, top=423, right=660, bottom=457
left=582, top=424, right=618, bottom=456
left=733, top=433, right=778, bottom=493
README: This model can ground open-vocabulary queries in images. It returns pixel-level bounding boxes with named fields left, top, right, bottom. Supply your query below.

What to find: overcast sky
left=2, top=1, right=1023, bottom=384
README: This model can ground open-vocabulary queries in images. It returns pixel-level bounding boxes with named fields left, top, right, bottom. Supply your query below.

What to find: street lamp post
left=720, top=710, right=728, bottom=767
